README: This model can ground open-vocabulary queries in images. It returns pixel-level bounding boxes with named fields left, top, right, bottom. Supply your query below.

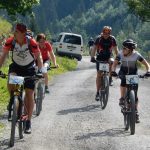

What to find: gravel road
left=0, top=56, right=150, bottom=150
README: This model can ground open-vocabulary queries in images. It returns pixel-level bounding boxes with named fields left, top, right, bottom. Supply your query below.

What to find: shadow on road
left=57, top=104, right=100, bottom=115
left=74, top=128, right=130, bottom=140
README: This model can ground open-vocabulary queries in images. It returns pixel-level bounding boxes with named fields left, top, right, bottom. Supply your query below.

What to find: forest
left=0, top=0, right=150, bottom=58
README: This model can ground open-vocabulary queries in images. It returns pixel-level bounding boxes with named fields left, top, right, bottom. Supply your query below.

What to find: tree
left=0, top=17, right=12, bottom=36
left=0, top=0, right=40, bottom=15
left=124, top=0, right=150, bottom=21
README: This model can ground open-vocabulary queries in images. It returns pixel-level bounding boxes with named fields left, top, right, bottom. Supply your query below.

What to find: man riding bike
left=111, top=39, right=150, bottom=123
left=91, top=26, right=119, bottom=101
left=0, top=23, right=43, bottom=133
left=36, top=33, right=59, bottom=93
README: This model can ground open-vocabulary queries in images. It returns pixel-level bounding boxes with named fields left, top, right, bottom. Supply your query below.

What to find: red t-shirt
left=39, top=41, right=52, bottom=61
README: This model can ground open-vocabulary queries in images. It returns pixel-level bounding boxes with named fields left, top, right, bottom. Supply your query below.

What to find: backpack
left=11, top=35, right=31, bottom=51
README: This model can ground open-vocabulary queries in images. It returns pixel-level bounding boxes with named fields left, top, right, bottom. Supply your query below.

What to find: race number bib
left=126, top=75, right=139, bottom=84
left=9, top=75, right=24, bottom=85
left=99, top=63, right=109, bottom=72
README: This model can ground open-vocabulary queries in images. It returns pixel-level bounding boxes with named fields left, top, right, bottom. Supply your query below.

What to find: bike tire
left=124, top=112, right=130, bottom=130
left=18, top=99, right=23, bottom=139
left=101, top=75, right=109, bottom=109
left=35, top=82, right=43, bottom=116
left=9, top=96, right=19, bottom=147
left=129, top=90, right=136, bottom=135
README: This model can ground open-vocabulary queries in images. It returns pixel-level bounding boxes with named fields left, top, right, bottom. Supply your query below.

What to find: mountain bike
left=96, top=60, right=110, bottom=109
left=118, top=74, right=146, bottom=135
left=0, top=72, right=43, bottom=147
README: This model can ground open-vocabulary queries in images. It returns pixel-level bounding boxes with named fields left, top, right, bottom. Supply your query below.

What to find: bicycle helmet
left=102, top=26, right=112, bottom=34
left=122, top=39, right=137, bottom=50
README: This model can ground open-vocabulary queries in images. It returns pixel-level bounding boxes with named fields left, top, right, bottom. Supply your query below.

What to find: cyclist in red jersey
left=0, top=23, right=43, bottom=134
left=36, top=33, right=59, bottom=93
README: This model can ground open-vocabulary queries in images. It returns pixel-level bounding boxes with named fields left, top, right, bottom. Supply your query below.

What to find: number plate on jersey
left=99, top=63, right=109, bottom=72
left=126, top=75, right=139, bottom=84
left=9, top=75, right=24, bottom=85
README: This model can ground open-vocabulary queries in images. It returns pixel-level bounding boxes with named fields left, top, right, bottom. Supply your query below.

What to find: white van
left=53, top=32, right=83, bottom=61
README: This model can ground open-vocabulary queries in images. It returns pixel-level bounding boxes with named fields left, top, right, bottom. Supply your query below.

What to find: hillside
left=0, top=0, right=150, bottom=57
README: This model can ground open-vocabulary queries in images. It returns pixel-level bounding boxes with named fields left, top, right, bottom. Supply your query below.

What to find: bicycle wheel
left=9, top=96, right=19, bottom=147
left=35, top=82, right=43, bottom=116
left=124, top=111, right=130, bottom=131
left=18, top=98, right=23, bottom=139
left=129, top=90, right=136, bottom=135
left=100, top=75, right=109, bottom=109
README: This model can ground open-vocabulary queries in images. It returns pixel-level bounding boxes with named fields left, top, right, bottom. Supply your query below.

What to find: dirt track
left=0, top=56, right=150, bottom=150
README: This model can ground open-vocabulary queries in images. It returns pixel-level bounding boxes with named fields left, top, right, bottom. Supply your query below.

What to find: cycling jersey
left=116, top=50, right=144, bottom=75
left=3, top=36, right=40, bottom=67
left=95, top=35, right=117, bottom=61
left=39, top=41, right=52, bottom=61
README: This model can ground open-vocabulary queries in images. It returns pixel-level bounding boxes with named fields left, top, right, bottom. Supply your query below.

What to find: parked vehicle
left=53, top=32, right=83, bottom=61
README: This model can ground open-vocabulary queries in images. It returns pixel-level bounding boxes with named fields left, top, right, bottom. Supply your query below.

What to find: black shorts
left=8, top=63, right=36, bottom=90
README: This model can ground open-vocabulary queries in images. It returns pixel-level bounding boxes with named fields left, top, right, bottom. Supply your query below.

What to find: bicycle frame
left=8, top=75, right=25, bottom=147
left=96, top=61, right=110, bottom=109
left=121, top=75, right=139, bottom=135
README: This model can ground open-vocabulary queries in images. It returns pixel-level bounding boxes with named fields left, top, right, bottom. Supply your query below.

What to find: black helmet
left=122, top=39, right=137, bottom=50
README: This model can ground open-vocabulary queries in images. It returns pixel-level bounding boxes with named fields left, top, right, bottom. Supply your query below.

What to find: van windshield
left=57, top=35, right=63, bottom=42
left=63, top=35, right=81, bottom=45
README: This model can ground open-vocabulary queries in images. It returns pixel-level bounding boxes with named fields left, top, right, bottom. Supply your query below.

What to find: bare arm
left=113, top=46, right=119, bottom=57
left=141, top=59, right=150, bottom=72
left=0, top=51, right=9, bottom=68
left=49, top=50, right=58, bottom=67
left=36, top=52, right=43, bottom=70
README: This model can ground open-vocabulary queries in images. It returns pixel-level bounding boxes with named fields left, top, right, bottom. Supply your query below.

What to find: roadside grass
left=48, top=55, right=77, bottom=78
left=0, top=56, right=77, bottom=130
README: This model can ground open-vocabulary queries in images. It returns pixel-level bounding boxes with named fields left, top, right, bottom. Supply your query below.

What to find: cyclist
left=26, top=29, right=34, bottom=38
left=0, top=23, right=43, bottom=133
left=111, top=39, right=150, bottom=123
left=88, top=37, right=95, bottom=56
left=91, top=26, right=119, bottom=101
left=36, top=33, right=59, bottom=93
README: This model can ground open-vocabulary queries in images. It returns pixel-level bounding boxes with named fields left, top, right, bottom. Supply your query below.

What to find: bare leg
left=120, top=86, right=126, bottom=98
left=96, top=71, right=102, bottom=93
left=24, top=89, right=34, bottom=120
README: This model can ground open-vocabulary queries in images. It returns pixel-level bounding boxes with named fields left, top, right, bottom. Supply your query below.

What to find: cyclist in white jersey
left=0, top=23, right=43, bottom=133
left=111, top=39, right=150, bottom=123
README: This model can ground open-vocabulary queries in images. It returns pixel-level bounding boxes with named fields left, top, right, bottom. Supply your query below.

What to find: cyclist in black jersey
left=91, top=26, right=119, bottom=101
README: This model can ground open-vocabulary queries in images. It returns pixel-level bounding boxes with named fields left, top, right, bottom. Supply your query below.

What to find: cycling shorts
left=8, top=63, right=36, bottom=90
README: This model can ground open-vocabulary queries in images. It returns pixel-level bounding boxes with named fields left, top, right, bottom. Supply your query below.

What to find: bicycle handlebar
left=112, top=73, right=149, bottom=79
left=0, top=71, right=44, bottom=80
